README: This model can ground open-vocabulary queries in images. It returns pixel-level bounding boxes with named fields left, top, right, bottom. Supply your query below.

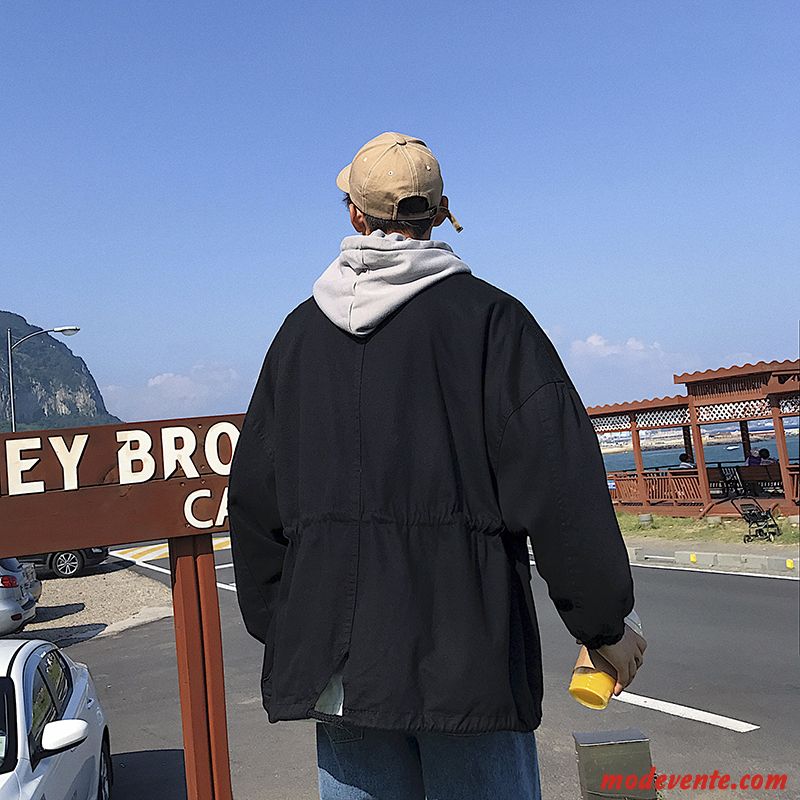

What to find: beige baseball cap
left=337, top=132, right=462, bottom=232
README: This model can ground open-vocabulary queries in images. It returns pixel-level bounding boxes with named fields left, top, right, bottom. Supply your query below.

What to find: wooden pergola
left=586, top=359, right=800, bottom=517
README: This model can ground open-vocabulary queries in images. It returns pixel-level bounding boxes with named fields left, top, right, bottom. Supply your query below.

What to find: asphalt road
left=73, top=543, right=800, bottom=799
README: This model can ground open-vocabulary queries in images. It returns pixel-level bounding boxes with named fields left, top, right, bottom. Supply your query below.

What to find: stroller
left=732, top=497, right=782, bottom=543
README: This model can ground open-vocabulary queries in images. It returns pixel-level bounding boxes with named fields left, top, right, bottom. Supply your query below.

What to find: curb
left=625, top=546, right=798, bottom=577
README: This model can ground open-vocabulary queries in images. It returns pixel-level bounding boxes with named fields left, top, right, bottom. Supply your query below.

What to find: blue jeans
left=316, top=722, right=541, bottom=800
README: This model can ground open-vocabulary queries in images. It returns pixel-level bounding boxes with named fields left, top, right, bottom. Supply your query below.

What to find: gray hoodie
left=313, top=230, right=471, bottom=336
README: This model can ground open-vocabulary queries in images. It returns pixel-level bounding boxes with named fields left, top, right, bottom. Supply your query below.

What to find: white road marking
left=117, top=559, right=172, bottom=577
left=215, top=563, right=234, bottom=570
left=111, top=550, right=237, bottom=593
left=615, top=691, right=759, bottom=733
left=528, top=559, right=797, bottom=581
left=629, top=561, right=798, bottom=581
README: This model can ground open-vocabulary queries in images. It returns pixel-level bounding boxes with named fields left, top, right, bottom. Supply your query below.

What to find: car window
left=0, top=558, right=20, bottom=571
left=41, top=651, right=72, bottom=711
left=0, top=678, right=17, bottom=775
left=29, top=668, right=57, bottom=754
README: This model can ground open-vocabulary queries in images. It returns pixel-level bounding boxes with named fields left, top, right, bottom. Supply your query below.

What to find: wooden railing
left=607, top=473, right=641, bottom=503
left=609, top=470, right=703, bottom=506
left=644, top=471, right=703, bottom=504
left=608, top=463, right=799, bottom=512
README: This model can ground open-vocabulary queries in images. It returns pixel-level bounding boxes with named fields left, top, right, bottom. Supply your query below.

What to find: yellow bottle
left=569, top=611, right=643, bottom=710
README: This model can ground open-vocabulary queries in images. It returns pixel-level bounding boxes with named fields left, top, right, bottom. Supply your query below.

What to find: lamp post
left=6, top=326, right=80, bottom=433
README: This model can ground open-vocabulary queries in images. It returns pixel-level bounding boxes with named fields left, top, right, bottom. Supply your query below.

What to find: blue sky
left=2, top=1, right=798, bottom=422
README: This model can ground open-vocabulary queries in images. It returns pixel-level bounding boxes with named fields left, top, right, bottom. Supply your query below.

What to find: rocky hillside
left=0, top=310, right=120, bottom=431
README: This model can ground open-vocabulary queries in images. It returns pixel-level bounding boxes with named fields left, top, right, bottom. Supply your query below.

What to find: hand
left=594, top=626, right=647, bottom=696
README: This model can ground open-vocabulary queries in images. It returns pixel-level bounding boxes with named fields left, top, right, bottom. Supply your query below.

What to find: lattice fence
left=591, top=413, right=630, bottom=433
left=696, top=398, right=771, bottom=422
left=779, top=395, right=800, bottom=415
left=635, top=406, right=690, bottom=428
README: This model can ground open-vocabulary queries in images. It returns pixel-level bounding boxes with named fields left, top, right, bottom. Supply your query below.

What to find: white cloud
left=103, top=363, right=245, bottom=422
left=570, top=333, right=660, bottom=360
left=566, top=333, right=700, bottom=406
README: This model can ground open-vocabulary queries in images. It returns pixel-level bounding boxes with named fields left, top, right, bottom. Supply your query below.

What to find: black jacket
left=229, top=273, right=634, bottom=734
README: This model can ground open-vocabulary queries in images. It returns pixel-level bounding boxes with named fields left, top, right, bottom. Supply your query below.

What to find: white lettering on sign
left=204, top=422, right=239, bottom=476
left=1, top=420, right=240, bottom=518
left=116, top=430, right=157, bottom=484
left=5, top=438, right=45, bottom=496
left=214, top=486, right=229, bottom=527
left=161, top=426, right=200, bottom=480
left=184, top=488, right=214, bottom=529
left=183, top=487, right=229, bottom=529
left=49, top=434, right=89, bottom=491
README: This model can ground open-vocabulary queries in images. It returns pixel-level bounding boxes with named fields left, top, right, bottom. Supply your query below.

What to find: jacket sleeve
left=496, top=379, right=634, bottom=649
left=229, top=342, right=287, bottom=645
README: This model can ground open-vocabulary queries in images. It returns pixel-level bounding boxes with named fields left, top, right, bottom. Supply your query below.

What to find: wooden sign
left=0, top=413, right=245, bottom=799
left=0, top=414, right=243, bottom=558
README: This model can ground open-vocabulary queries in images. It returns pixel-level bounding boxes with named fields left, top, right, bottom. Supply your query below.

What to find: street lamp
left=5, top=325, right=81, bottom=433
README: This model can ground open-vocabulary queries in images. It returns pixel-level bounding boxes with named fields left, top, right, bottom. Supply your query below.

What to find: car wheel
left=51, top=550, right=85, bottom=578
left=97, top=737, right=113, bottom=800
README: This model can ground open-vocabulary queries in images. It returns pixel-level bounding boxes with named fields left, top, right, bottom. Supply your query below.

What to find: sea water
left=602, top=435, right=800, bottom=473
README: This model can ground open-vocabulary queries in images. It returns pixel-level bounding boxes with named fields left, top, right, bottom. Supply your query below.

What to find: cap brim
left=336, top=164, right=351, bottom=193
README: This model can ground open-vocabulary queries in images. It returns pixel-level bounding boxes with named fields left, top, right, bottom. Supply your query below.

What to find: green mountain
left=0, top=310, right=121, bottom=432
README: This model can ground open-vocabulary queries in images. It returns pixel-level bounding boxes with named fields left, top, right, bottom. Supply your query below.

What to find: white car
left=18, top=565, right=42, bottom=606
left=0, top=640, right=112, bottom=799
left=0, top=561, right=37, bottom=637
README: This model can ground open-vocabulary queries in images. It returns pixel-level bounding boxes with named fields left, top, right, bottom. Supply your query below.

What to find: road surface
left=75, top=539, right=799, bottom=799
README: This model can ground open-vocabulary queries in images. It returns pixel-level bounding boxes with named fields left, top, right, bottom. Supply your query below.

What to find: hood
left=313, top=230, right=471, bottom=336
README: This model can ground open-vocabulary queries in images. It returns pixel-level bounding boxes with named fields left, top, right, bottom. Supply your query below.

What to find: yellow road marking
left=112, top=544, right=167, bottom=561
left=112, top=535, right=231, bottom=563
left=132, top=543, right=170, bottom=560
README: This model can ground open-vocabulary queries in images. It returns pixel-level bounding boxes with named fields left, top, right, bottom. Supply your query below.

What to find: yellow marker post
left=690, top=552, right=697, bottom=564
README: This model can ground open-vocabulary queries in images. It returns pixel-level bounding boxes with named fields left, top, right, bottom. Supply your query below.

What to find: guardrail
left=0, top=415, right=243, bottom=800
